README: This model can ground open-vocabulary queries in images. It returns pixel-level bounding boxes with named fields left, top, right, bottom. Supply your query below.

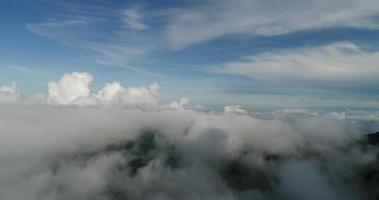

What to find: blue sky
left=1, top=0, right=379, bottom=109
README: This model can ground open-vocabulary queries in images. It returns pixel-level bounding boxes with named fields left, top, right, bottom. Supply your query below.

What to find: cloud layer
left=0, top=71, right=379, bottom=199
left=216, top=42, right=379, bottom=86
left=0, top=102, right=376, bottom=200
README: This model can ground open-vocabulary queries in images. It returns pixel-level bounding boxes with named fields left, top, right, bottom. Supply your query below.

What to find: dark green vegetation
left=221, top=160, right=273, bottom=192
left=51, top=131, right=379, bottom=200
left=367, top=131, right=379, bottom=146
left=58, top=131, right=180, bottom=175
left=359, top=131, right=379, bottom=200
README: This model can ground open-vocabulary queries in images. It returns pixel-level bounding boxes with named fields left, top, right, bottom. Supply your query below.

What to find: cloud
left=216, top=42, right=379, bottom=86
left=1, top=71, right=379, bottom=199
left=223, top=105, right=247, bottom=115
left=47, top=72, right=160, bottom=110
left=9, top=65, right=51, bottom=79
left=278, top=161, right=348, bottom=200
left=104, top=82, right=159, bottom=110
left=26, top=20, right=87, bottom=41
left=0, top=102, right=374, bottom=200
left=96, top=81, right=125, bottom=103
left=0, top=81, right=21, bottom=103
left=48, top=72, right=94, bottom=105
left=167, top=0, right=379, bottom=48
left=123, top=8, right=148, bottom=30
left=26, top=4, right=158, bottom=75
left=0, top=71, right=181, bottom=111
left=87, top=43, right=160, bottom=76
left=164, top=97, right=190, bottom=111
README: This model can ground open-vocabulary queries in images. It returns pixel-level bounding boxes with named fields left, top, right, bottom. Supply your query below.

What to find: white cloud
left=48, top=72, right=94, bottom=105
left=223, top=105, right=247, bottom=115
left=3, top=70, right=379, bottom=109
left=0, top=71, right=183, bottom=111
left=278, top=161, right=345, bottom=200
left=9, top=65, right=51, bottom=79
left=0, top=72, right=378, bottom=199
left=26, top=14, right=157, bottom=75
left=167, top=0, right=379, bottom=48
left=47, top=72, right=160, bottom=110
left=96, top=81, right=125, bottom=103
left=114, top=83, right=160, bottom=111
left=216, top=42, right=379, bottom=85
left=26, top=20, right=87, bottom=42
left=164, top=97, right=189, bottom=111
left=123, top=8, right=148, bottom=30
left=0, top=103, right=370, bottom=200
left=0, top=81, right=21, bottom=103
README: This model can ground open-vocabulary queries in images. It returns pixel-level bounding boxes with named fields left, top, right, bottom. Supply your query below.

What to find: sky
left=1, top=2, right=379, bottom=198
left=1, top=0, right=379, bottom=109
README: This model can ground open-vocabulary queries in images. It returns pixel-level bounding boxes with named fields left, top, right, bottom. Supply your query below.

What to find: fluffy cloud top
left=47, top=72, right=160, bottom=110
left=0, top=81, right=21, bottom=103
left=216, top=42, right=379, bottom=85
left=164, top=97, right=190, bottom=111
left=223, top=105, right=247, bottom=115
left=168, top=0, right=379, bottom=48
left=1, top=72, right=246, bottom=113
left=48, top=72, right=94, bottom=105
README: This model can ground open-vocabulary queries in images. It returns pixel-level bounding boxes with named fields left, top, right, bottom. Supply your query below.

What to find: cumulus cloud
left=163, top=97, right=190, bottom=111
left=0, top=81, right=21, bottom=103
left=48, top=72, right=94, bottom=105
left=96, top=81, right=125, bottom=103
left=115, top=83, right=159, bottom=110
left=1, top=71, right=183, bottom=111
left=47, top=72, right=160, bottom=110
left=167, top=0, right=379, bottom=48
left=223, top=105, right=247, bottom=115
left=216, top=42, right=379, bottom=86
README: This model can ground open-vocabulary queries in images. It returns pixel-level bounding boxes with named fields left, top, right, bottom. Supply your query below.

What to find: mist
left=0, top=72, right=378, bottom=200
left=0, top=105, right=378, bottom=200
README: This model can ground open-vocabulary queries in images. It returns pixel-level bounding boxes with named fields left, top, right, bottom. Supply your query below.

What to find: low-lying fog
left=1, top=72, right=378, bottom=200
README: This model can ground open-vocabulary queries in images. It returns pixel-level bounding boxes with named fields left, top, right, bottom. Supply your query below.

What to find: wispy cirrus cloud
left=167, top=0, right=379, bottom=48
left=215, top=42, right=379, bottom=86
left=9, top=65, right=52, bottom=80
left=28, top=0, right=379, bottom=53
left=25, top=2, right=161, bottom=76
left=26, top=19, right=87, bottom=42
left=123, top=8, right=148, bottom=30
